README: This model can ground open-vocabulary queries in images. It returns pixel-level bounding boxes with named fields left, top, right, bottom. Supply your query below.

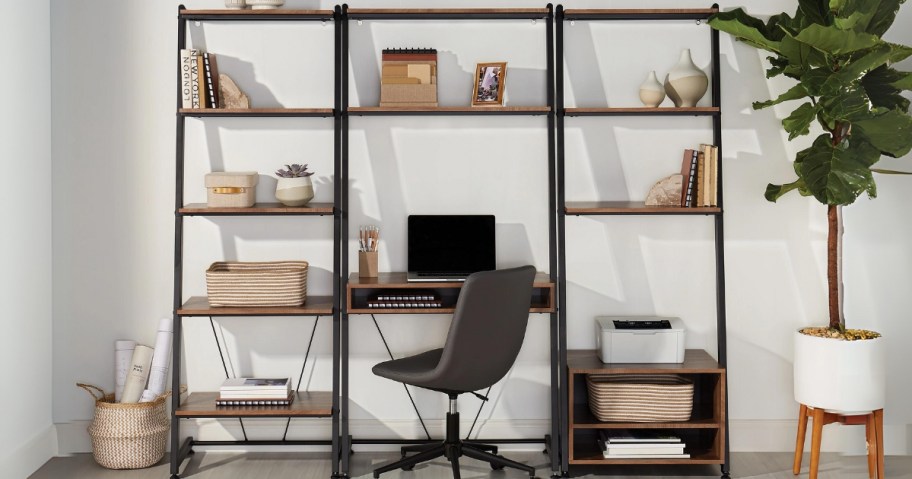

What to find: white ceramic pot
left=794, top=331, right=885, bottom=414
left=638, top=71, right=665, bottom=108
left=224, top=0, right=247, bottom=9
left=275, top=177, right=314, bottom=207
left=246, top=0, right=284, bottom=9
left=664, top=49, right=708, bottom=108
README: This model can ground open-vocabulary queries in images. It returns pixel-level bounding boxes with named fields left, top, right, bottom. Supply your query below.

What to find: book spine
left=180, top=50, right=193, bottom=108
left=694, top=151, right=705, bottom=207
left=197, top=54, right=208, bottom=109
left=701, top=144, right=712, bottom=206
left=711, top=146, right=719, bottom=207
left=120, top=345, right=154, bottom=403
left=683, top=150, right=698, bottom=207
left=189, top=49, right=200, bottom=109
left=203, top=53, right=219, bottom=109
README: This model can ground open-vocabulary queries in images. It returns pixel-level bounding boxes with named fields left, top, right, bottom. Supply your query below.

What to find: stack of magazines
left=598, top=430, right=689, bottom=459
left=217, top=378, right=294, bottom=407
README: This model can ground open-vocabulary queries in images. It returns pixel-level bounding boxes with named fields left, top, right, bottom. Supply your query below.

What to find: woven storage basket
left=586, top=374, right=693, bottom=422
left=206, top=261, right=308, bottom=307
left=77, top=383, right=170, bottom=469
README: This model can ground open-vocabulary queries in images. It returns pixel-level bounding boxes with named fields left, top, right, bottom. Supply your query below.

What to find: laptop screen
left=408, top=215, right=495, bottom=274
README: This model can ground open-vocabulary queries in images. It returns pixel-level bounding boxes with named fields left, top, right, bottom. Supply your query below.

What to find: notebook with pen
left=407, top=215, right=495, bottom=282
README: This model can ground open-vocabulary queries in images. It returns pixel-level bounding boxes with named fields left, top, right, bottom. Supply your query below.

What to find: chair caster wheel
left=401, top=465, right=415, bottom=471
left=721, top=475, right=731, bottom=479
left=188, top=449, right=195, bottom=455
left=490, top=457, right=506, bottom=471
left=171, top=475, right=180, bottom=479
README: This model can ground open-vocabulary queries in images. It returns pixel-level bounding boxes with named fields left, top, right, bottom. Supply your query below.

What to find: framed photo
left=472, top=62, right=507, bottom=106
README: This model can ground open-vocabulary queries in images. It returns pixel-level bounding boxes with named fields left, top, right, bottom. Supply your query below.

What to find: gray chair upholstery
left=371, top=265, right=538, bottom=479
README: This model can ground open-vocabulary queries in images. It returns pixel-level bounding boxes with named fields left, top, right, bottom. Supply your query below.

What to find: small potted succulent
left=274, top=164, right=315, bottom=207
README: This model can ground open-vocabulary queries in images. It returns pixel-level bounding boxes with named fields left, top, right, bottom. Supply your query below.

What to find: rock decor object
left=664, top=49, right=708, bottom=108
left=275, top=164, right=315, bottom=207
left=246, top=0, right=284, bottom=9
left=218, top=74, right=249, bottom=109
left=224, top=0, right=247, bottom=9
left=638, top=71, right=665, bottom=107
left=645, top=174, right=683, bottom=206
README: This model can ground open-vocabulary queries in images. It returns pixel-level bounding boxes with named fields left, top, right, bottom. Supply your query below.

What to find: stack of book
left=217, top=378, right=294, bottom=406
left=679, top=144, right=719, bottom=207
left=180, top=49, right=220, bottom=110
left=380, top=48, right=438, bottom=107
left=597, top=430, right=689, bottom=459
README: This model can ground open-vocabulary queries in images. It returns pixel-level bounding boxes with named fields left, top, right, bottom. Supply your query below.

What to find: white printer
left=595, top=316, right=686, bottom=363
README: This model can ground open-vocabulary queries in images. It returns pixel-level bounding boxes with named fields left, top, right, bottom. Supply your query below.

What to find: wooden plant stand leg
left=865, top=413, right=877, bottom=479
left=874, top=409, right=884, bottom=479
left=809, top=408, right=825, bottom=479
left=794, top=404, right=809, bottom=475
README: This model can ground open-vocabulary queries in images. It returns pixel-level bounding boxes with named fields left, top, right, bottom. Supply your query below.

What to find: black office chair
left=371, top=265, right=538, bottom=479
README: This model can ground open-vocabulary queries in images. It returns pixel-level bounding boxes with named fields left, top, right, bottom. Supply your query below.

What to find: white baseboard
left=55, top=419, right=910, bottom=456
left=0, top=424, right=58, bottom=479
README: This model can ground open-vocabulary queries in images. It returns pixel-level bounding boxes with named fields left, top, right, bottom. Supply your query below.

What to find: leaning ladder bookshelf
left=170, top=6, right=343, bottom=479
left=555, top=5, right=730, bottom=478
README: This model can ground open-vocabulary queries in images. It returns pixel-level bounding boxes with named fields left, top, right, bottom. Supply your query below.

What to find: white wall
left=0, top=0, right=57, bottom=477
left=49, top=0, right=912, bottom=458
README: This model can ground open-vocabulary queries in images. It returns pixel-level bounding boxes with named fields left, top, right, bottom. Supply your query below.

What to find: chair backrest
left=432, top=265, right=536, bottom=393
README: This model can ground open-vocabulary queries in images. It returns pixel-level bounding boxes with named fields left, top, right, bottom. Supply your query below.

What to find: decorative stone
left=219, top=74, right=250, bottom=109
left=645, top=174, right=683, bottom=206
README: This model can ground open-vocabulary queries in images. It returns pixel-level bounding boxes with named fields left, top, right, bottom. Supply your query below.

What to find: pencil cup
left=359, top=251, right=378, bottom=278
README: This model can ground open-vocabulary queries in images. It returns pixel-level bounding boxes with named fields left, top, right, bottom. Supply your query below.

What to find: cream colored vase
left=638, top=71, right=665, bottom=107
left=794, top=331, right=886, bottom=414
left=246, top=0, right=284, bottom=9
left=275, top=177, right=314, bottom=207
left=664, top=49, right=708, bottom=108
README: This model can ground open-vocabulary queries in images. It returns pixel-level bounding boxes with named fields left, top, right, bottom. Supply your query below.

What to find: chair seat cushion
left=372, top=348, right=443, bottom=388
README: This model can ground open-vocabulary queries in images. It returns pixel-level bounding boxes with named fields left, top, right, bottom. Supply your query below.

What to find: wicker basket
left=77, top=383, right=170, bottom=470
left=586, top=374, right=693, bottom=422
left=206, top=261, right=308, bottom=307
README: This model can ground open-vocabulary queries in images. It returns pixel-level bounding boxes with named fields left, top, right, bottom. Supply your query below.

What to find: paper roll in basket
left=77, top=383, right=174, bottom=470
left=206, top=261, right=308, bottom=307
left=586, top=374, right=693, bottom=422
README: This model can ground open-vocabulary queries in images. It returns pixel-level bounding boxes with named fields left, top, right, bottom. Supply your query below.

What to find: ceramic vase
left=664, top=49, right=708, bottom=108
left=275, top=177, right=314, bottom=207
left=224, top=0, right=247, bottom=9
left=246, top=0, right=285, bottom=9
left=794, top=331, right=885, bottom=414
left=638, top=71, right=665, bottom=107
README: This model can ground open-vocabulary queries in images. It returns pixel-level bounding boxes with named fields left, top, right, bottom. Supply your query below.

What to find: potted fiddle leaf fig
left=709, top=1, right=912, bottom=413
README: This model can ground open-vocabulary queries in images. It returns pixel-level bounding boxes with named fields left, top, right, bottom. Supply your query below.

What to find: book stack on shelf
left=217, top=377, right=294, bottom=407
left=597, top=430, right=689, bottom=459
left=368, top=290, right=442, bottom=309
left=380, top=48, right=438, bottom=107
left=680, top=144, right=719, bottom=208
left=180, top=49, right=220, bottom=109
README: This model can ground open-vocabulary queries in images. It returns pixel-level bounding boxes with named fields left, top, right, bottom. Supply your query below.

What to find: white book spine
left=189, top=49, right=200, bottom=109
left=114, top=340, right=137, bottom=402
left=180, top=49, right=193, bottom=108
left=146, top=317, right=173, bottom=397
left=120, top=345, right=154, bottom=403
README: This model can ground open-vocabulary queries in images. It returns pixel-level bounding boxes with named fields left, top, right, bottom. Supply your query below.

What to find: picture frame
left=471, top=62, right=507, bottom=106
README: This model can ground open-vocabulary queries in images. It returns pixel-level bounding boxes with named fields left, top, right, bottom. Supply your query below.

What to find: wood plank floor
left=30, top=451, right=912, bottom=478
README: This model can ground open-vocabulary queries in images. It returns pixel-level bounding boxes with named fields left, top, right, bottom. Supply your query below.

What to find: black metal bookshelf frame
left=555, top=4, right=729, bottom=478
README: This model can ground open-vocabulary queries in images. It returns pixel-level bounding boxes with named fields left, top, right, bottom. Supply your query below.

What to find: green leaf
left=753, top=84, right=810, bottom=109
left=765, top=179, right=809, bottom=202
left=866, top=0, right=906, bottom=36
left=892, top=71, right=912, bottom=90
left=780, top=31, right=829, bottom=68
left=854, top=109, right=912, bottom=157
left=872, top=168, right=912, bottom=174
left=799, top=0, right=830, bottom=25
left=861, top=65, right=911, bottom=110
left=783, top=102, right=821, bottom=140
left=794, top=134, right=880, bottom=204
left=801, top=67, right=833, bottom=95
left=794, top=24, right=881, bottom=55
left=821, top=43, right=907, bottom=95
left=708, top=9, right=781, bottom=54
left=819, top=84, right=872, bottom=122
left=767, top=56, right=790, bottom=78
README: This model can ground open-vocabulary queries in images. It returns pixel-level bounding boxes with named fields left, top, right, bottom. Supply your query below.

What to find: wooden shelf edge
left=179, top=108, right=334, bottom=117
left=180, top=9, right=334, bottom=17
left=179, top=203, right=334, bottom=215
left=176, top=391, right=333, bottom=418
left=349, top=106, right=551, bottom=115
left=347, top=8, right=550, bottom=14
left=565, top=202, right=721, bottom=215
left=178, top=296, right=334, bottom=316
left=564, top=8, right=718, bottom=15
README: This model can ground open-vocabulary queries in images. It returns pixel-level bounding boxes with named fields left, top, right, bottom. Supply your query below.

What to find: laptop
left=407, top=215, right=495, bottom=282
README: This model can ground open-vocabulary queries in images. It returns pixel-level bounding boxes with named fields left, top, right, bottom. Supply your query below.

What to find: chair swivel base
left=372, top=412, right=535, bottom=479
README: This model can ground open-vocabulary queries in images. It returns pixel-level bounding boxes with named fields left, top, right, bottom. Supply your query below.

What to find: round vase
left=664, top=49, right=708, bottom=108
left=246, top=0, right=284, bottom=9
left=275, top=177, right=314, bottom=207
left=224, top=0, right=247, bottom=9
left=793, top=330, right=886, bottom=414
left=638, top=70, right=666, bottom=108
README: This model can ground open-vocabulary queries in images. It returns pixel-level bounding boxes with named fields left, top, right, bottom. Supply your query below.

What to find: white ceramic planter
left=664, top=49, right=708, bottom=108
left=794, top=331, right=885, bottom=414
left=275, top=176, right=314, bottom=207
left=246, top=0, right=285, bottom=9
left=224, top=0, right=247, bottom=9
left=638, top=71, right=665, bottom=107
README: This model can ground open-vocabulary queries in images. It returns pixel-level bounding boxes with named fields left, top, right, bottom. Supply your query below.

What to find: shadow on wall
left=188, top=25, right=281, bottom=107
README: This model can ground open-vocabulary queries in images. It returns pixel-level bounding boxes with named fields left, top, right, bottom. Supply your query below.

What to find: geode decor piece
left=218, top=74, right=250, bottom=109
left=645, top=174, right=683, bottom=206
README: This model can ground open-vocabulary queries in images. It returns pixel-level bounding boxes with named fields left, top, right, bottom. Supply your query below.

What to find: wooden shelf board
left=565, top=202, right=721, bottom=215
left=175, top=391, right=333, bottom=418
left=349, top=106, right=551, bottom=116
left=572, top=404, right=720, bottom=430
left=179, top=108, right=334, bottom=117
left=569, top=452, right=722, bottom=465
left=564, top=8, right=718, bottom=15
left=348, top=8, right=550, bottom=14
left=348, top=272, right=553, bottom=288
left=564, top=107, right=719, bottom=116
left=349, top=305, right=554, bottom=315
left=180, top=203, right=334, bottom=215
left=180, top=9, right=334, bottom=17
left=178, top=296, right=333, bottom=316
left=567, top=349, right=724, bottom=374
